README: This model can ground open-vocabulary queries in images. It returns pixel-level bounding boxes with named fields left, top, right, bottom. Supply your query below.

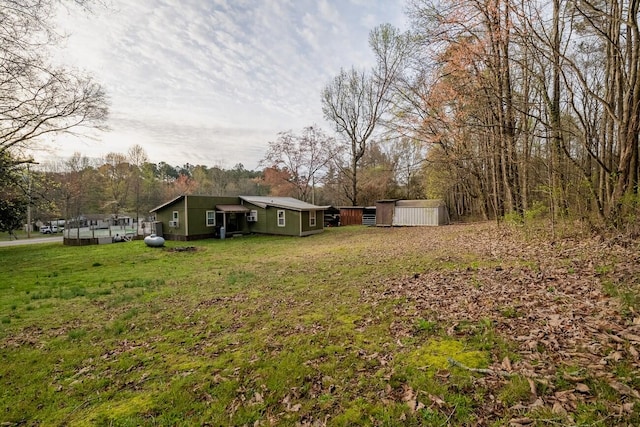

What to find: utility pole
left=26, top=161, right=39, bottom=239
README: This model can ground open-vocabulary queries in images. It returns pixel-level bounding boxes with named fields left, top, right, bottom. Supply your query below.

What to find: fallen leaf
left=548, top=315, right=562, bottom=327
left=608, top=380, right=640, bottom=399
left=629, top=345, right=639, bottom=359
left=575, top=383, right=590, bottom=393
left=402, top=385, right=415, bottom=403
left=427, top=393, right=446, bottom=407
left=527, top=378, right=537, bottom=396
left=502, top=356, right=512, bottom=371
left=529, top=398, right=544, bottom=408
left=621, top=332, right=640, bottom=343
left=605, top=351, right=623, bottom=362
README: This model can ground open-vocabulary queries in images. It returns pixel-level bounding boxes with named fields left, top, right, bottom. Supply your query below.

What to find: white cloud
left=41, top=0, right=408, bottom=170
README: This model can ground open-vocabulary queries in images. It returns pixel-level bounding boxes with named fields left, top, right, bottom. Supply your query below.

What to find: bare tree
left=260, top=126, right=337, bottom=203
left=0, top=0, right=107, bottom=232
left=101, top=152, right=130, bottom=216
left=321, top=24, right=409, bottom=205
left=127, top=144, right=148, bottom=223
left=0, top=0, right=108, bottom=162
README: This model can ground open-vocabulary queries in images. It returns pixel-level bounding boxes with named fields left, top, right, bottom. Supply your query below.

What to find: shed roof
left=216, top=204, right=250, bottom=213
left=338, top=206, right=376, bottom=210
left=395, top=199, right=446, bottom=208
left=240, top=196, right=329, bottom=211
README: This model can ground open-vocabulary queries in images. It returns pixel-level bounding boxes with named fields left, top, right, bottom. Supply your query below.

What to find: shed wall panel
left=393, top=207, right=439, bottom=226
left=340, top=209, right=363, bottom=226
left=362, top=213, right=376, bottom=226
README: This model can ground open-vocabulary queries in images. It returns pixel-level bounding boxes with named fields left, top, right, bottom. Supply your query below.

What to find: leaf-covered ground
left=368, top=223, right=640, bottom=425
left=1, top=222, right=640, bottom=426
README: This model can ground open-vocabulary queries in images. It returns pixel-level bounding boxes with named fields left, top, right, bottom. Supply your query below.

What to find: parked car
left=40, top=225, right=58, bottom=234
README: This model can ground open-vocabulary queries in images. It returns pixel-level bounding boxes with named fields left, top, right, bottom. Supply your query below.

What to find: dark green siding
left=154, top=196, right=325, bottom=240
left=300, top=210, right=324, bottom=236
left=154, top=196, right=243, bottom=240
left=244, top=204, right=268, bottom=234
left=155, top=198, right=186, bottom=239
left=186, top=196, right=238, bottom=238
left=242, top=203, right=324, bottom=236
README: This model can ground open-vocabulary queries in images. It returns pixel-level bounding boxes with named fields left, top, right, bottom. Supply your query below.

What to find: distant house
left=149, top=195, right=329, bottom=241
left=71, top=214, right=110, bottom=229
left=375, top=199, right=449, bottom=226
left=69, top=213, right=135, bottom=229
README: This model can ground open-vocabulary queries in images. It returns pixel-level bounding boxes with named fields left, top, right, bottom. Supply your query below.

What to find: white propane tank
left=144, top=234, right=165, bottom=247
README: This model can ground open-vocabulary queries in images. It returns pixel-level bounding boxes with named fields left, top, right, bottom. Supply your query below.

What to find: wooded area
left=3, top=0, right=640, bottom=231
left=320, top=0, right=640, bottom=229
left=394, top=0, right=640, bottom=228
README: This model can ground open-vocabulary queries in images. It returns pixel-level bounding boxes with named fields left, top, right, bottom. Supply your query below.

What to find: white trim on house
left=206, top=210, right=216, bottom=226
left=277, top=210, right=285, bottom=227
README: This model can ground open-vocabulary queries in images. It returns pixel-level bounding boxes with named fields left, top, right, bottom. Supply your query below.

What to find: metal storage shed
left=375, top=199, right=449, bottom=226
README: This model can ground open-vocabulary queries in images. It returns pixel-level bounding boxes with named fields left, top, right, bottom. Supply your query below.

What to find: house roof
left=150, top=195, right=330, bottom=213
left=239, top=196, right=330, bottom=211
left=216, top=204, right=250, bottom=213
left=149, top=195, right=185, bottom=213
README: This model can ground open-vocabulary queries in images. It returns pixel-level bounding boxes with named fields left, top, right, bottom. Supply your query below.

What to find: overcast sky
left=38, top=0, right=407, bottom=170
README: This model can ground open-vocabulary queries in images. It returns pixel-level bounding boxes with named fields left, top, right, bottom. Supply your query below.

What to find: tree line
left=19, top=137, right=428, bottom=228
left=24, top=147, right=261, bottom=225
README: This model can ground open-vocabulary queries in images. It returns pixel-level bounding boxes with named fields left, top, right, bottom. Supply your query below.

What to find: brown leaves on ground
left=372, top=223, right=640, bottom=423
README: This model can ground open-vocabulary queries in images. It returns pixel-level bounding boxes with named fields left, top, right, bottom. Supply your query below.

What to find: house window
left=206, top=210, right=215, bottom=227
left=309, top=210, right=316, bottom=227
left=170, top=211, right=179, bottom=227
left=277, top=210, right=285, bottom=227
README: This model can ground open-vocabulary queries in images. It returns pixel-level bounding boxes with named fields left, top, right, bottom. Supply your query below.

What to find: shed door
left=376, top=203, right=395, bottom=226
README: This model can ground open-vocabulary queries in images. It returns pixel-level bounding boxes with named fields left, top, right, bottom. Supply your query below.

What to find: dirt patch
left=167, top=246, right=198, bottom=252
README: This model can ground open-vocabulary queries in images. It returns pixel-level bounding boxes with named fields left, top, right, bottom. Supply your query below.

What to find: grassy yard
left=1, top=223, right=639, bottom=426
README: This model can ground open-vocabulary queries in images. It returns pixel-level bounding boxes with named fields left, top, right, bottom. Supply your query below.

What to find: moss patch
left=408, top=339, right=488, bottom=371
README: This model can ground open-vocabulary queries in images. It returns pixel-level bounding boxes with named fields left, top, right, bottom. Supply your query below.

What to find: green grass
left=0, top=224, right=637, bottom=425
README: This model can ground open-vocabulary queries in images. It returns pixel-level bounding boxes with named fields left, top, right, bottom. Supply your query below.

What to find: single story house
left=149, top=195, right=330, bottom=241
left=67, top=214, right=135, bottom=229
left=70, top=214, right=111, bottom=229
left=375, top=199, right=449, bottom=226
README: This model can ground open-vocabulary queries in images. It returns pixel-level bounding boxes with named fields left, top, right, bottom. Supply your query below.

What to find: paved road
left=0, top=236, right=63, bottom=247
